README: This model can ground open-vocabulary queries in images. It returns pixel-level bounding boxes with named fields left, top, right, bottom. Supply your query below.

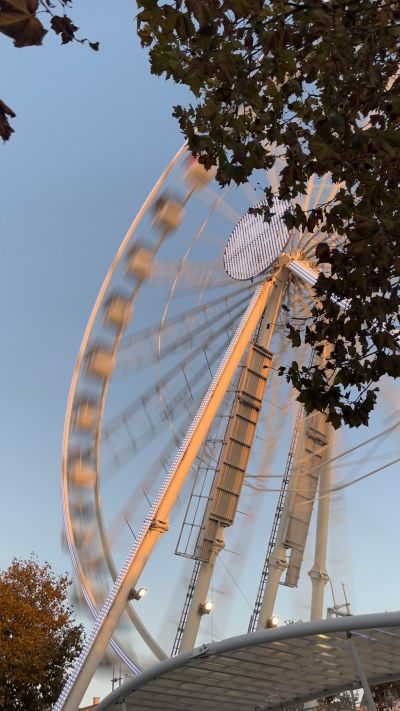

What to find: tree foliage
left=372, top=680, right=400, bottom=710
left=137, top=0, right=400, bottom=428
left=0, top=557, right=84, bottom=710
left=0, top=0, right=98, bottom=141
left=318, top=691, right=357, bottom=711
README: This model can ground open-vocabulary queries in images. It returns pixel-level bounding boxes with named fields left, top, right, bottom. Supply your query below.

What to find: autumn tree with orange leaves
left=0, top=557, right=83, bottom=711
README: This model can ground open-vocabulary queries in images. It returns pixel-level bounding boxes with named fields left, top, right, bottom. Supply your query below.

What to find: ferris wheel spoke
left=303, top=174, right=316, bottom=215
left=266, top=154, right=286, bottom=197
left=106, top=429, right=194, bottom=546
left=120, top=348, right=237, bottom=446
left=294, top=175, right=317, bottom=249
left=102, top=334, right=236, bottom=475
left=118, top=281, right=252, bottom=351
left=117, top=289, right=253, bottom=368
left=116, top=287, right=253, bottom=373
left=300, top=224, right=334, bottom=257
left=301, top=181, right=344, bottom=252
left=313, top=172, right=331, bottom=208
left=266, top=413, right=400, bottom=493
left=195, top=185, right=241, bottom=224
left=149, top=259, right=226, bottom=288
left=104, top=298, right=248, bottom=442
left=303, top=229, right=341, bottom=261
left=194, top=267, right=227, bottom=306
left=300, top=229, right=323, bottom=256
left=175, top=276, right=264, bottom=302
left=331, top=448, right=400, bottom=473
left=239, top=180, right=260, bottom=206
left=297, top=175, right=343, bottom=255
left=291, top=278, right=314, bottom=320
left=157, top=202, right=245, bottom=365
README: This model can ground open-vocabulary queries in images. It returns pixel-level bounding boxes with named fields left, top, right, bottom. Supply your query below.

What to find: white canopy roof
left=96, top=612, right=400, bottom=711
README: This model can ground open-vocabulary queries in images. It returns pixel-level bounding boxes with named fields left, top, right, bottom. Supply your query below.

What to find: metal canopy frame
left=95, top=612, right=400, bottom=711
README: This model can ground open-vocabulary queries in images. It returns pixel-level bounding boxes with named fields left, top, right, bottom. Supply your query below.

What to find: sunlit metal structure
left=55, top=146, right=400, bottom=710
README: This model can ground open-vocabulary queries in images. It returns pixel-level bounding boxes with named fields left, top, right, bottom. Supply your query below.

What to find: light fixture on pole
left=199, top=600, right=213, bottom=615
left=266, top=615, right=279, bottom=628
left=128, top=587, right=147, bottom=601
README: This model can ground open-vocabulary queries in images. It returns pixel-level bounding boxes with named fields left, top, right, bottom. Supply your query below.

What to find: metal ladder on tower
left=247, top=403, right=304, bottom=632
left=171, top=559, right=202, bottom=656
left=171, top=373, right=242, bottom=655
left=171, top=400, right=237, bottom=656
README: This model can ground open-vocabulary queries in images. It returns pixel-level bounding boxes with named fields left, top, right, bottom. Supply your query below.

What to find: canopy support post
left=347, top=630, right=377, bottom=711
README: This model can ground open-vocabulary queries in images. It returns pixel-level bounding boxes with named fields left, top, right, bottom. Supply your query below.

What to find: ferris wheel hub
left=223, top=197, right=291, bottom=281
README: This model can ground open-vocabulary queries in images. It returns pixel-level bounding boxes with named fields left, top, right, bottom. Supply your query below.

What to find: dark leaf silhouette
left=1, top=0, right=98, bottom=140
left=137, top=0, right=400, bottom=428
left=0, top=100, right=16, bottom=141
left=50, top=14, right=78, bottom=44
left=0, top=0, right=47, bottom=47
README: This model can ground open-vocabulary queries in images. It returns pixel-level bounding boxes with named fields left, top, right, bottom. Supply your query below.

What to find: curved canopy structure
left=96, top=612, right=400, bottom=711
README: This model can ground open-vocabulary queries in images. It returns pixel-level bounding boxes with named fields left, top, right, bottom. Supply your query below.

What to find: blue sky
left=1, top=1, right=185, bottom=567
left=2, top=2, right=400, bottom=706
left=1, top=2, right=187, bottom=701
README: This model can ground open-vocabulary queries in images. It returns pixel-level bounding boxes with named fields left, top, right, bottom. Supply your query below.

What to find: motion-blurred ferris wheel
left=60, top=145, right=400, bottom=702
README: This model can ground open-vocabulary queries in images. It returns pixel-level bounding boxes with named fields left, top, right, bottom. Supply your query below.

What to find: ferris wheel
left=57, top=146, right=400, bottom=711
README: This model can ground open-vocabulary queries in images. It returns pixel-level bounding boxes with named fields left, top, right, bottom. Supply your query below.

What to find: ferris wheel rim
left=61, top=143, right=264, bottom=668
left=61, top=142, right=350, bottom=678
left=61, top=143, right=188, bottom=667
left=88, top=168, right=239, bottom=665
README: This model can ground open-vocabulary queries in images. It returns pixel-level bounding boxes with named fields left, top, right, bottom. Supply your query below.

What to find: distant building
left=79, top=697, right=100, bottom=711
